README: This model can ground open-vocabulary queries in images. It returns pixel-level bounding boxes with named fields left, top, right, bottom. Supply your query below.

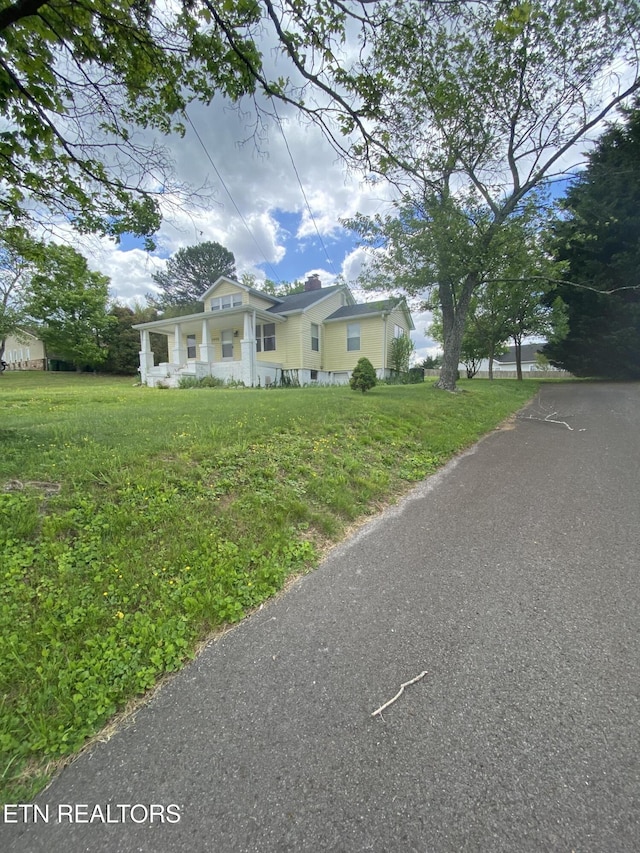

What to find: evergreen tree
left=102, top=304, right=167, bottom=374
left=350, top=358, right=377, bottom=393
left=544, top=104, right=640, bottom=379
left=148, top=242, right=236, bottom=313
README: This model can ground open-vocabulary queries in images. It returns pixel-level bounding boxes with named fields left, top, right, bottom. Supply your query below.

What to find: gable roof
left=496, top=343, right=544, bottom=363
left=325, top=298, right=415, bottom=329
left=267, top=284, right=347, bottom=315
left=200, top=275, right=282, bottom=306
left=3, top=327, right=42, bottom=342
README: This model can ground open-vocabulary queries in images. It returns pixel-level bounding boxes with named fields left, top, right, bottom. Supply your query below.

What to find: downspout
left=300, top=316, right=304, bottom=377
left=382, top=314, right=388, bottom=378
left=252, top=310, right=256, bottom=387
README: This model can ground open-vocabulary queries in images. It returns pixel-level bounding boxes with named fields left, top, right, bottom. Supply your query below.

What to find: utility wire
left=184, top=109, right=282, bottom=282
left=272, top=102, right=338, bottom=277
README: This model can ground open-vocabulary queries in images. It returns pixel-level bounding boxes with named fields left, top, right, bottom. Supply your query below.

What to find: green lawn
left=0, top=371, right=540, bottom=802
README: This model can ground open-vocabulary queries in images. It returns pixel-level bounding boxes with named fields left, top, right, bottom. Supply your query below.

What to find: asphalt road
left=2, top=382, right=639, bottom=853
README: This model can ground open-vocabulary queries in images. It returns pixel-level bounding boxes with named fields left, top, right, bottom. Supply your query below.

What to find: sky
left=50, top=17, right=617, bottom=366
left=18, top=4, right=638, bottom=368
left=57, top=92, right=440, bottom=363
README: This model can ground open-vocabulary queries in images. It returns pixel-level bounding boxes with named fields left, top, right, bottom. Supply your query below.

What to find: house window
left=347, top=323, right=360, bottom=351
left=210, top=293, right=242, bottom=311
left=311, top=323, right=319, bottom=352
left=256, top=323, right=276, bottom=352
left=310, top=370, right=318, bottom=381
left=394, top=324, right=404, bottom=338
left=221, top=329, right=234, bottom=359
left=187, top=334, right=197, bottom=359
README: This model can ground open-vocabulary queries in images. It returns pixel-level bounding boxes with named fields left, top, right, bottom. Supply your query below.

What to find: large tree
left=473, top=202, right=567, bottom=380
left=0, top=221, right=44, bottom=363
left=148, top=240, right=236, bottom=313
left=102, top=303, right=168, bottom=375
left=3, top=3, right=640, bottom=370
left=0, top=0, right=373, bottom=242
left=543, top=104, right=640, bottom=379
left=431, top=198, right=567, bottom=380
left=26, top=244, right=114, bottom=369
left=0, top=2, right=194, bottom=241
left=343, top=1, right=640, bottom=389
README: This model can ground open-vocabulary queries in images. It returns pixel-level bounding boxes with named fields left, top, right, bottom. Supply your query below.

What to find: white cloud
left=340, top=246, right=372, bottom=284
left=411, top=307, right=440, bottom=363
left=34, top=58, right=403, bottom=306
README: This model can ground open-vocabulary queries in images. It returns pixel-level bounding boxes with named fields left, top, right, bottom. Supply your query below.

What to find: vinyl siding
left=207, top=281, right=242, bottom=303
left=209, top=327, right=241, bottom=360
left=256, top=314, right=301, bottom=368
left=170, top=324, right=240, bottom=360
left=323, top=316, right=387, bottom=371
left=385, top=305, right=413, bottom=368
left=206, top=282, right=273, bottom=311
left=255, top=316, right=291, bottom=366
left=245, top=292, right=275, bottom=310
left=256, top=290, right=348, bottom=370
left=300, top=291, right=346, bottom=370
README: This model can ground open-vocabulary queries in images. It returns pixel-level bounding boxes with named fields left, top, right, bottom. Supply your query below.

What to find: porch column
left=172, top=323, right=187, bottom=365
left=138, top=329, right=155, bottom=383
left=240, top=310, right=256, bottom=386
left=199, top=317, right=215, bottom=362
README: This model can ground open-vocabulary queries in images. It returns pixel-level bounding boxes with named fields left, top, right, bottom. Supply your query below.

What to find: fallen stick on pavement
left=371, top=671, right=428, bottom=717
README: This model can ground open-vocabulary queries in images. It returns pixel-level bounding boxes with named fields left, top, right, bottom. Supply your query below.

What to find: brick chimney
left=304, top=274, right=322, bottom=292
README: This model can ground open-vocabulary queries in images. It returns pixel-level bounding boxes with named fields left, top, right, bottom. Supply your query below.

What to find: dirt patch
left=3, top=479, right=61, bottom=496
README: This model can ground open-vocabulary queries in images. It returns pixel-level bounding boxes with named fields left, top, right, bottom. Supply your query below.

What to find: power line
left=184, top=109, right=282, bottom=282
left=272, top=102, right=339, bottom=277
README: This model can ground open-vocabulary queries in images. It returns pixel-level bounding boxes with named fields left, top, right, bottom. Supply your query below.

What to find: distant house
left=2, top=330, right=47, bottom=371
left=133, top=275, right=414, bottom=387
left=493, top=343, right=557, bottom=373
left=458, top=343, right=567, bottom=376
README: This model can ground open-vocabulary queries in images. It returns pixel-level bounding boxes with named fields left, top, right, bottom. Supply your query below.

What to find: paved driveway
left=3, top=382, right=639, bottom=852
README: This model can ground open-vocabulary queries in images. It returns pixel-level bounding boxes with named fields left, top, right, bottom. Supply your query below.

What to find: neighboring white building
left=459, top=343, right=569, bottom=376
left=1, top=330, right=47, bottom=370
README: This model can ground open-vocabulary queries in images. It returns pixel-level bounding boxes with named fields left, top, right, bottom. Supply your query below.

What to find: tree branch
left=0, top=0, right=48, bottom=32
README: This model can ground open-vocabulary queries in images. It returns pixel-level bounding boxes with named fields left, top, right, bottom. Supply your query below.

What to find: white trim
left=199, top=275, right=280, bottom=304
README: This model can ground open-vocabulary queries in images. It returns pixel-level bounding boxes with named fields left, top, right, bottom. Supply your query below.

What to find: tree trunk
left=434, top=274, right=478, bottom=391
left=514, top=337, right=523, bottom=381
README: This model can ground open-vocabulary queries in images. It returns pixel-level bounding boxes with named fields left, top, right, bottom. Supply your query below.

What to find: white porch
left=134, top=308, right=284, bottom=388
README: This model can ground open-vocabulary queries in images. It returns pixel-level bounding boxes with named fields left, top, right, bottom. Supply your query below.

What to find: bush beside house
left=350, top=357, right=377, bottom=393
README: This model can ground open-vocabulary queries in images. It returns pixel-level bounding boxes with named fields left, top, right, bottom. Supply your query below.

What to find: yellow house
left=1, top=330, right=47, bottom=371
left=133, top=275, right=415, bottom=387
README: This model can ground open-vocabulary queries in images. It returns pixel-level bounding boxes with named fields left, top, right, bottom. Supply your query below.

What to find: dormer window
left=210, top=293, right=242, bottom=311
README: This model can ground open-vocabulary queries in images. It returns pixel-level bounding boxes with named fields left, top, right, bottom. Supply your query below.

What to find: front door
left=221, top=329, right=234, bottom=359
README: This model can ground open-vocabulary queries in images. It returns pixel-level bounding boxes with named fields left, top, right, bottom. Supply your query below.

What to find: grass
left=0, top=371, right=541, bottom=803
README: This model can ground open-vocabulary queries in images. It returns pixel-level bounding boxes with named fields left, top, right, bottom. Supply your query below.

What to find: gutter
left=382, top=313, right=388, bottom=374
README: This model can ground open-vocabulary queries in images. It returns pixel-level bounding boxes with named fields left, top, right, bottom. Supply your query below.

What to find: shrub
left=178, top=376, right=225, bottom=389
left=390, top=334, right=414, bottom=374
left=349, top=357, right=377, bottom=393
